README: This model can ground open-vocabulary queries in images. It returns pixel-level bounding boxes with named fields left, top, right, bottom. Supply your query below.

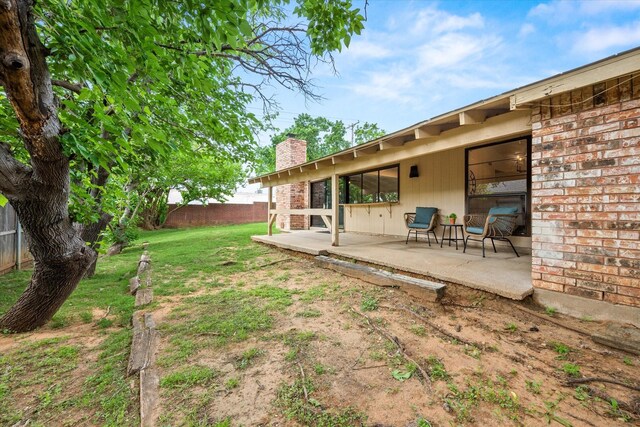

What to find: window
left=342, top=165, right=399, bottom=204
left=466, top=138, right=530, bottom=236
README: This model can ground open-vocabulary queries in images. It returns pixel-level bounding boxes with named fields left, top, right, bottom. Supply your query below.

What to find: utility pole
left=346, top=121, right=360, bottom=146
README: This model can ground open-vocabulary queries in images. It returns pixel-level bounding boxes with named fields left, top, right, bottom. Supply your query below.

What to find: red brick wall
left=164, top=202, right=269, bottom=227
left=531, top=75, right=640, bottom=307
left=275, top=138, right=309, bottom=230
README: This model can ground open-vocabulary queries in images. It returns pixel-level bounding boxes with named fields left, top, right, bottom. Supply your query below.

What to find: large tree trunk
left=0, top=0, right=96, bottom=332
left=0, top=196, right=96, bottom=332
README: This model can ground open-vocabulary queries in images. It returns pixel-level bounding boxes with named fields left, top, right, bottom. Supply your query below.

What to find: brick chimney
left=275, top=136, right=308, bottom=230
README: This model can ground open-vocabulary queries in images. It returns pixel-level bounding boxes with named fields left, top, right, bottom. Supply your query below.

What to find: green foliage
left=391, top=369, right=413, bottom=382
left=504, top=322, right=518, bottom=332
left=255, top=113, right=385, bottom=174
left=426, top=356, right=449, bottom=381
left=551, top=342, right=571, bottom=359
left=236, top=348, right=265, bottom=370
left=561, top=363, right=581, bottom=377
left=277, top=379, right=367, bottom=426
left=545, top=306, right=557, bottom=316
left=409, top=324, right=427, bottom=336
left=360, top=294, right=379, bottom=311
left=104, top=218, right=140, bottom=247
left=525, top=379, right=542, bottom=394
left=160, top=366, right=218, bottom=389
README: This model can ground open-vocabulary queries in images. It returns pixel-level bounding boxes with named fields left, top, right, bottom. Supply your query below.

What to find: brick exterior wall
left=164, top=202, right=269, bottom=227
left=530, top=75, right=640, bottom=308
left=275, top=138, right=309, bottom=230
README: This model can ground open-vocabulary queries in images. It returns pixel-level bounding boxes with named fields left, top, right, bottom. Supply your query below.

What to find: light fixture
left=409, top=165, right=419, bottom=178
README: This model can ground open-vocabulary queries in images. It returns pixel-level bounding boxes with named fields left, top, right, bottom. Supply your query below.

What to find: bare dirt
left=151, top=252, right=640, bottom=427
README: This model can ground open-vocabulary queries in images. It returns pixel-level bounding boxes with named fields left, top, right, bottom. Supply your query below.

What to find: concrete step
left=315, top=255, right=445, bottom=302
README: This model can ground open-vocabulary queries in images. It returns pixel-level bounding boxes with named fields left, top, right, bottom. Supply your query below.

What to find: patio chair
left=404, top=207, right=439, bottom=246
left=463, top=206, right=520, bottom=257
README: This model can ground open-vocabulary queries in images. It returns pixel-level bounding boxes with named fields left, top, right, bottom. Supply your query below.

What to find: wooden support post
left=331, top=174, right=339, bottom=246
left=267, top=186, right=273, bottom=236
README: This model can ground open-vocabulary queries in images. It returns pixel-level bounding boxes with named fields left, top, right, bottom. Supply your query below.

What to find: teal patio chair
left=463, top=206, right=520, bottom=257
left=404, top=207, right=439, bottom=246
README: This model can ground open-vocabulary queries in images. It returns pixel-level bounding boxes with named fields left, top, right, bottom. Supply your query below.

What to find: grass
left=277, top=379, right=367, bottom=426
left=160, top=365, right=219, bottom=389
left=236, top=348, right=265, bottom=370
left=0, top=330, right=135, bottom=426
left=0, top=223, right=273, bottom=425
left=360, top=294, right=379, bottom=311
left=561, top=363, right=581, bottom=377
left=426, top=356, right=449, bottom=381
left=445, top=375, right=522, bottom=423
left=504, top=322, right=518, bottom=332
left=551, top=342, right=571, bottom=359
left=525, top=379, right=542, bottom=395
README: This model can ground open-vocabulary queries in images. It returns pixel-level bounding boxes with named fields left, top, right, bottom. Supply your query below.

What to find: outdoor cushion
left=408, top=222, right=430, bottom=229
left=414, top=207, right=437, bottom=226
left=488, top=206, right=518, bottom=215
left=466, top=226, right=484, bottom=235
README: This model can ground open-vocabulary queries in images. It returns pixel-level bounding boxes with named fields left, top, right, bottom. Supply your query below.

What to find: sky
left=253, top=0, right=640, bottom=145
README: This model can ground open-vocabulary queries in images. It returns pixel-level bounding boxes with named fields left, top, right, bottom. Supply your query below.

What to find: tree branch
left=51, top=79, right=82, bottom=93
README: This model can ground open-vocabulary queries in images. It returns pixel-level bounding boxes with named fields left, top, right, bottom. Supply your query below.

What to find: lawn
left=1, top=222, right=638, bottom=426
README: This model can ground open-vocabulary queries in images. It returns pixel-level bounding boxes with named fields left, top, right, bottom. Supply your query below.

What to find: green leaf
left=392, top=370, right=412, bottom=382
left=0, top=193, right=8, bottom=207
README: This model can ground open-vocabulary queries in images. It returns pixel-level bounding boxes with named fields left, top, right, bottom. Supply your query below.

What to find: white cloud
left=416, top=33, right=502, bottom=70
left=335, top=4, right=511, bottom=104
left=412, top=7, right=484, bottom=35
left=519, top=23, right=535, bottom=37
left=345, top=40, right=393, bottom=59
left=351, top=68, right=416, bottom=102
left=529, top=0, right=640, bottom=20
left=571, top=21, right=640, bottom=53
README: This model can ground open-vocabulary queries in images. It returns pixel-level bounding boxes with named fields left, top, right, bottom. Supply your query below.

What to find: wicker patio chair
left=462, top=206, right=520, bottom=257
left=404, top=207, right=439, bottom=246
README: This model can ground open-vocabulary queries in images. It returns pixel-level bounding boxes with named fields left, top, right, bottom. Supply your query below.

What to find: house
left=249, top=47, right=640, bottom=325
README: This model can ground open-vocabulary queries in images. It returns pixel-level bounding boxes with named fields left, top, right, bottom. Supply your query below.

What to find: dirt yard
left=1, top=225, right=638, bottom=426
left=151, top=249, right=639, bottom=426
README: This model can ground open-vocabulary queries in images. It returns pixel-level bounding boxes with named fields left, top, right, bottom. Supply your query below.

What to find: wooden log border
left=127, top=249, right=159, bottom=426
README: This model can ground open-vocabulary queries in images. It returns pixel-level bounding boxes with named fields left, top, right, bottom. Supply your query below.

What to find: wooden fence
left=0, top=203, right=32, bottom=274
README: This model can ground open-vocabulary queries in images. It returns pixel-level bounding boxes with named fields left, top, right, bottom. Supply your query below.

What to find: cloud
left=412, top=7, right=484, bottom=35
left=528, top=0, right=640, bottom=20
left=335, top=4, right=510, bottom=104
left=345, top=40, right=393, bottom=59
left=519, top=23, right=535, bottom=37
left=571, top=21, right=640, bottom=54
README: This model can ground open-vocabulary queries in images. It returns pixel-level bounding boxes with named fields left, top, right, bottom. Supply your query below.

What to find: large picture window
left=341, top=165, right=399, bottom=204
left=466, top=138, right=530, bottom=236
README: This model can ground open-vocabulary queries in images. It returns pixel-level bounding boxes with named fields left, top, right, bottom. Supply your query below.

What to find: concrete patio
left=252, top=230, right=533, bottom=300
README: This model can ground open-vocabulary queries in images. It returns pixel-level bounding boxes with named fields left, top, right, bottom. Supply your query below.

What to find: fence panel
left=0, top=204, right=32, bottom=274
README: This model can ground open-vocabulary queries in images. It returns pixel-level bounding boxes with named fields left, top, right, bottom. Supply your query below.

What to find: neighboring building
left=250, top=48, right=640, bottom=320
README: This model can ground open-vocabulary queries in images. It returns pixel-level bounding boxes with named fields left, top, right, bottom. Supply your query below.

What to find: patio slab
left=252, top=230, right=533, bottom=300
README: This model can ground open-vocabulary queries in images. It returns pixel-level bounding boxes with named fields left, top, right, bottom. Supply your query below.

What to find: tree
left=0, top=0, right=365, bottom=332
left=255, top=113, right=385, bottom=174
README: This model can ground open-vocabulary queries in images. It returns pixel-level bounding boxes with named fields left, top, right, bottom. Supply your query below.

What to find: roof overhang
left=249, top=47, right=640, bottom=187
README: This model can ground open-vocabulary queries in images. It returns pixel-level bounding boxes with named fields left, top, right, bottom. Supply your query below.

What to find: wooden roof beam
left=299, top=163, right=318, bottom=172
left=414, top=125, right=441, bottom=139
left=459, top=110, right=486, bottom=125
left=332, top=152, right=355, bottom=164
left=379, top=138, right=404, bottom=150
left=354, top=145, right=380, bottom=157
